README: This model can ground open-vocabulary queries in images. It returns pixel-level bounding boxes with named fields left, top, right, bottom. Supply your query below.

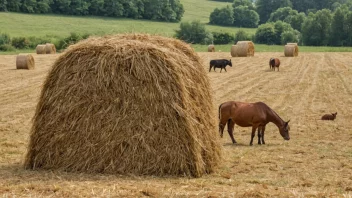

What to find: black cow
left=209, top=59, right=232, bottom=73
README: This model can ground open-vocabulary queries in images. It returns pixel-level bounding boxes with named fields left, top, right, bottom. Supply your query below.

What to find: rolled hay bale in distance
left=16, top=54, right=35, bottom=70
left=24, top=34, right=221, bottom=178
left=230, top=45, right=238, bottom=57
left=236, top=41, right=255, bottom=57
left=45, top=43, right=56, bottom=54
left=208, top=45, right=215, bottom=52
left=36, top=45, right=46, bottom=54
left=284, top=45, right=298, bottom=57
left=286, top=43, right=299, bottom=56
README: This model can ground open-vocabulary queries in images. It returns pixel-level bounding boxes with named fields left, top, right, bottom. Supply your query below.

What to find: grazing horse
left=209, top=59, right=232, bottom=73
left=219, top=101, right=290, bottom=145
left=269, top=58, right=280, bottom=71
left=321, top=112, right=337, bottom=120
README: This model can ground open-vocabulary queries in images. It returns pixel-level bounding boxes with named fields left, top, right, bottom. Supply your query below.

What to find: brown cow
left=321, top=112, right=337, bottom=120
left=269, top=58, right=280, bottom=71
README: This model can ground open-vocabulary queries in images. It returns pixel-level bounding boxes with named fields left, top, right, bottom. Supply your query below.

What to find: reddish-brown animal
left=269, top=58, right=280, bottom=71
left=219, top=101, right=290, bottom=145
left=321, top=112, right=337, bottom=120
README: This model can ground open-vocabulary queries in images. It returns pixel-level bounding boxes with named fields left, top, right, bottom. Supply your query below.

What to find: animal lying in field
left=209, top=59, right=232, bottom=73
left=321, top=112, right=337, bottom=120
left=269, top=58, right=280, bottom=71
left=218, top=101, right=290, bottom=145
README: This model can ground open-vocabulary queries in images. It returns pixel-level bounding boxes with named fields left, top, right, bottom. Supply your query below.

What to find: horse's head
left=228, top=59, right=232, bottom=67
left=270, top=58, right=275, bottom=66
left=279, top=120, right=290, bottom=140
left=332, top=112, right=337, bottom=119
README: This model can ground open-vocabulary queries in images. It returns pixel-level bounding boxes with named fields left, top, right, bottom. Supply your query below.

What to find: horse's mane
left=265, top=103, right=285, bottom=123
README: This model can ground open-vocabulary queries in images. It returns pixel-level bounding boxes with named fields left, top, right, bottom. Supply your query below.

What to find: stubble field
left=1, top=52, right=352, bottom=197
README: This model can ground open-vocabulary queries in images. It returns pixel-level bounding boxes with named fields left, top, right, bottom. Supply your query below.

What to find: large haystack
left=236, top=41, right=255, bottom=57
left=208, top=45, right=215, bottom=52
left=284, top=44, right=298, bottom=57
left=24, top=34, right=221, bottom=177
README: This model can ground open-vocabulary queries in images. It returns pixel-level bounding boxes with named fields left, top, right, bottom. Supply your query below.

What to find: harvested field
left=1, top=52, right=352, bottom=197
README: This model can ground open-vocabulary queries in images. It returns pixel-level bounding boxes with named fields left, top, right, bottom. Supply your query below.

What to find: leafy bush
left=209, top=6, right=234, bottom=26
left=234, top=30, right=250, bottom=43
left=57, top=32, right=90, bottom=50
left=0, top=33, right=11, bottom=46
left=12, top=37, right=30, bottom=49
left=254, top=23, right=276, bottom=44
left=212, top=32, right=235, bottom=44
left=0, top=44, right=15, bottom=51
left=233, top=6, right=259, bottom=28
left=281, top=30, right=299, bottom=44
left=175, top=21, right=211, bottom=44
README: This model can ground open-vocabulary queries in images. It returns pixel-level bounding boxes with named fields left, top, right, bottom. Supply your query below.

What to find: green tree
left=233, top=5, right=259, bottom=28
left=0, top=0, right=7, bottom=11
left=345, top=11, right=352, bottom=45
left=175, top=21, right=211, bottom=44
left=301, top=9, right=332, bottom=45
left=212, top=32, right=235, bottom=44
left=255, top=0, right=292, bottom=24
left=232, top=0, right=254, bottom=10
left=6, top=0, right=21, bottom=11
left=255, top=23, right=277, bottom=44
left=209, top=6, right=234, bottom=26
left=330, top=6, right=347, bottom=46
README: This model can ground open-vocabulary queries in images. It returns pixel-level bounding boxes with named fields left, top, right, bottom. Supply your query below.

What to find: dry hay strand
left=45, top=43, right=56, bottom=54
left=24, top=34, right=222, bottom=178
left=230, top=45, right=238, bottom=57
left=208, top=45, right=215, bottom=52
left=16, top=54, right=35, bottom=70
left=287, top=43, right=299, bottom=56
left=284, top=45, right=298, bottom=57
left=236, top=41, right=255, bottom=57
left=36, top=45, right=46, bottom=54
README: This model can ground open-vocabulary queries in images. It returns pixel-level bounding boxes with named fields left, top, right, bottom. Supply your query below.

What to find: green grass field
left=0, top=0, right=351, bottom=54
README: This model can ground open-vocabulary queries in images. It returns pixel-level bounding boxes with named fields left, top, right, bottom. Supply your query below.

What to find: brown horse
left=269, top=58, right=280, bottom=71
left=219, top=101, right=290, bottom=145
left=321, top=112, right=337, bottom=120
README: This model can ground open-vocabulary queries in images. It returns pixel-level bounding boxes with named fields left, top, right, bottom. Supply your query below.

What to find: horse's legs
left=250, top=126, right=257, bottom=146
left=220, top=67, right=223, bottom=73
left=261, top=125, right=266, bottom=144
left=227, top=119, right=237, bottom=144
left=257, top=127, right=262, bottom=145
left=224, top=67, right=227, bottom=72
left=209, top=65, right=212, bottom=72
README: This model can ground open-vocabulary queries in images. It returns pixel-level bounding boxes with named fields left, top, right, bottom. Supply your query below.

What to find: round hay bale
left=287, top=43, right=299, bottom=56
left=230, top=45, right=238, bottom=57
left=284, top=45, right=298, bottom=57
left=36, top=45, right=46, bottom=54
left=208, top=45, right=215, bottom=52
left=16, top=54, right=35, bottom=70
left=236, top=41, right=255, bottom=57
left=45, top=43, right=56, bottom=54
left=24, top=34, right=221, bottom=177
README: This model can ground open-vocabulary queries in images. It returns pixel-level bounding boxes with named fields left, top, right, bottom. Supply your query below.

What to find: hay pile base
left=236, top=41, right=255, bottom=57
left=284, top=45, right=298, bottom=57
left=208, top=45, right=215, bottom=52
left=16, top=54, right=35, bottom=70
left=45, top=43, right=56, bottom=54
left=36, top=45, right=46, bottom=54
left=24, top=34, right=221, bottom=178
left=230, top=45, right=238, bottom=57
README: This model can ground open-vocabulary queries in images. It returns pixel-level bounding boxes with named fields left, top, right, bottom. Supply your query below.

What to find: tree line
left=209, top=0, right=352, bottom=46
left=0, top=0, right=184, bottom=22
